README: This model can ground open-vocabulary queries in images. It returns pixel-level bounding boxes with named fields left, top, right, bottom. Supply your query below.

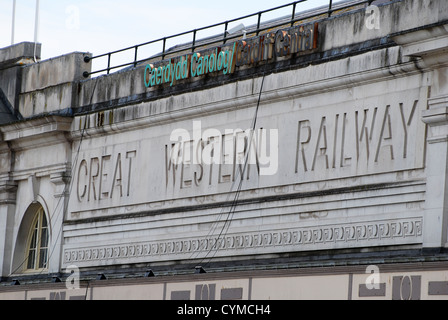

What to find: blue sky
left=0, top=0, right=335, bottom=71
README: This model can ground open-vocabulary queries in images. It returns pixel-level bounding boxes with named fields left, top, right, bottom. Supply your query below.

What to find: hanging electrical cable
left=192, top=73, right=267, bottom=269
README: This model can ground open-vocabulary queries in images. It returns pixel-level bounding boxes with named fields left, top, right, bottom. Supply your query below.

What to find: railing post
left=223, top=21, right=229, bottom=44
left=162, top=38, right=166, bottom=60
left=291, top=2, right=297, bottom=27
left=192, top=30, right=197, bottom=53
left=107, top=53, right=111, bottom=74
left=134, top=46, right=138, bottom=67
left=328, top=0, right=333, bottom=17
left=256, top=12, right=262, bottom=36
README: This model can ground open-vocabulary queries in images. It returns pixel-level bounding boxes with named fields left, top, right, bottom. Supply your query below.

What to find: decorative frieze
left=63, top=217, right=423, bottom=266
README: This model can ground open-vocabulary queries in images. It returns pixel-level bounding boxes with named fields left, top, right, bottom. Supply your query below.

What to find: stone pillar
left=49, top=171, right=71, bottom=274
left=422, top=104, right=448, bottom=249
left=0, top=179, right=18, bottom=278
left=393, top=25, right=448, bottom=251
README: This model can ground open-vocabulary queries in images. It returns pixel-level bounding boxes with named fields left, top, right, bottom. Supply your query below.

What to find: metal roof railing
left=82, top=0, right=376, bottom=78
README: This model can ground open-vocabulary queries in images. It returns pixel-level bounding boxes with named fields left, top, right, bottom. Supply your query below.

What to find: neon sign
left=144, top=22, right=318, bottom=88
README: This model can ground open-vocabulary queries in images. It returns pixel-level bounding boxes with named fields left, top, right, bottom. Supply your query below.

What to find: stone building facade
left=0, top=0, right=448, bottom=300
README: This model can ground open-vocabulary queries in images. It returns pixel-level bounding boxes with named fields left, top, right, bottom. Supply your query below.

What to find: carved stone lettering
left=165, top=126, right=278, bottom=191
left=76, top=149, right=137, bottom=202
left=295, top=101, right=419, bottom=174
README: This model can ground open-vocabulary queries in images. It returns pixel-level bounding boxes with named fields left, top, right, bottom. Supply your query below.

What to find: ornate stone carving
left=63, top=218, right=423, bottom=265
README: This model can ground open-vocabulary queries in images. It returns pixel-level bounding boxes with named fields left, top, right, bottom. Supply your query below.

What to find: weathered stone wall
left=0, top=42, right=40, bottom=122
left=1, top=0, right=448, bottom=282
left=18, top=52, right=91, bottom=118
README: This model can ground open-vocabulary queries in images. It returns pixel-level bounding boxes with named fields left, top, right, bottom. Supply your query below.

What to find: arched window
left=25, top=207, right=49, bottom=271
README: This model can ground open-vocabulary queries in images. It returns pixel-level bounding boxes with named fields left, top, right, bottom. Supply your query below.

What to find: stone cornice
left=0, top=116, right=72, bottom=142
left=0, top=116, right=73, bottom=154
left=422, top=106, right=448, bottom=126
left=392, top=22, right=448, bottom=67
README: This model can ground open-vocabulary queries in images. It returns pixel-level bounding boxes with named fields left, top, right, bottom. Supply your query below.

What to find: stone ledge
left=0, top=116, right=72, bottom=142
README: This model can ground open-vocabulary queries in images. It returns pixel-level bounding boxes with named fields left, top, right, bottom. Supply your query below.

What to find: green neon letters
left=144, top=56, right=190, bottom=88
left=145, top=43, right=236, bottom=88
left=191, top=43, right=235, bottom=78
